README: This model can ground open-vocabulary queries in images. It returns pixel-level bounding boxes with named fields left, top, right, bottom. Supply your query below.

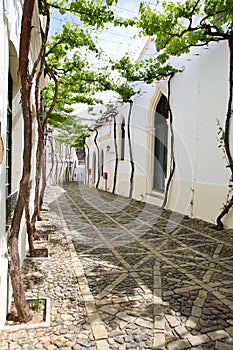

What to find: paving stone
left=116, top=312, right=135, bottom=323
left=208, top=329, right=229, bottom=340
left=126, top=342, right=138, bottom=349
left=175, top=325, right=190, bottom=338
left=115, top=337, right=124, bottom=344
left=109, top=330, right=124, bottom=337
left=226, top=327, right=233, bottom=337
left=167, top=339, right=191, bottom=350
left=75, top=338, right=91, bottom=347
left=135, top=317, right=153, bottom=328
left=166, top=315, right=180, bottom=328
left=186, top=317, right=198, bottom=329
left=215, top=339, right=233, bottom=350
left=100, top=305, right=118, bottom=315
left=92, top=324, right=108, bottom=340
left=191, top=306, right=202, bottom=318
left=124, top=335, right=134, bottom=342
left=96, top=339, right=109, bottom=350
left=188, top=334, right=210, bottom=346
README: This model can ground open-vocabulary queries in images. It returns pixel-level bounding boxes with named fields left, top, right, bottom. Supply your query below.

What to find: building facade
left=46, top=131, right=79, bottom=185
left=0, top=0, right=44, bottom=330
left=86, top=39, right=233, bottom=229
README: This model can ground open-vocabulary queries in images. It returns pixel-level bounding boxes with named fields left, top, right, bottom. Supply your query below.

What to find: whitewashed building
left=0, top=0, right=44, bottom=330
left=46, top=130, right=79, bottom=185
left=86, top=39, right=233, bottom=229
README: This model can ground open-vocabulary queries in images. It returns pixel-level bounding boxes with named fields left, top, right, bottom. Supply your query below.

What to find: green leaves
left=54, top=115, right=89, bottom=147
left=44, top=0, right=232, bottom=125
left=137, top=0, right=232, bottom=57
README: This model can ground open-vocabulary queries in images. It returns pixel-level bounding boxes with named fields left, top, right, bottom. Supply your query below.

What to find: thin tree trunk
left=127, top=101, right=134, bottom=199
left=112, top=114, right=118, bottom=194
left=31, top=0, right=50, bottom=228
left=55, top=150, right=59, bottom=183
left=216, top=37, right=233, bottom=230
left=94, top=129, right=100, bottom=188
left=58, top=154, right=63, bottom=184
left=85, top=143, right=90, bottom=186
left=31, top=127, right=44, bottom=228
left=25, top=184, right=36, bottom=257
left=40, top=151, right=47, bottom=211
left=47, top=136, right=54, bottom=184
left=8, top=0, right=36, bottom=322
left=161, top=73, right=175, bottom=209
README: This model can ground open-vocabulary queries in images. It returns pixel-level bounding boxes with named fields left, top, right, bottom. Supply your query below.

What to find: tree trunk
left=112, top=114, right=118, bottom=194
left=47, top=136, right=54, bottom=184
left=127, top=101, right=134, bottom=199
left=31, top=0, right=50, bottom=221
left=8, top=0, right=36, bottom=322
left=40, top=151, right=47, bottom=211
left=161, top=73, right=175, bottom=210
left=8, top=236, right=32, bottom=321
left=85, top=143, right=90, bottom=186
left=32, top=127, right=44, bottom=225
left=25, top=184, right=36, bottom=257
left=94, top=129, right=100, bottom=188
left=215, top=37, right=233, bottom=230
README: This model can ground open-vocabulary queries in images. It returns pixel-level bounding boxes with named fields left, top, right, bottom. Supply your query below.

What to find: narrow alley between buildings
left=2, top=183, right=233, bottom=350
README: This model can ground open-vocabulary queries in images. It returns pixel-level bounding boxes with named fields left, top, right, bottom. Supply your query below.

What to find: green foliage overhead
left=137, top=0, right=232, bottom=56
left=43, top=0, right=233, bottom=129
left=54, top=115, right=89, bottom=147
left=48, top=0, right=118, bottom=27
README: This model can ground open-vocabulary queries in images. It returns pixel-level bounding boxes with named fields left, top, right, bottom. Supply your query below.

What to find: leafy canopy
left=43, top=0, right=233, bottom=139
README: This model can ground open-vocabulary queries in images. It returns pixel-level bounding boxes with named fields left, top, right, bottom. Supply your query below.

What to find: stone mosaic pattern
left=1, top=183, right=233, bottom=350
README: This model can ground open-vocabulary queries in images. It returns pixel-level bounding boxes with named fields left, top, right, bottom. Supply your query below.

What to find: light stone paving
left=1, top=182, right=233, bottom=350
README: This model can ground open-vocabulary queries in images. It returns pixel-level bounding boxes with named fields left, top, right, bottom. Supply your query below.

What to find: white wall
left=86, top=40, right=233, bottom=228
left=46, top=134, right=78, bottom=185
left=166, top=41, right=232, bottom=226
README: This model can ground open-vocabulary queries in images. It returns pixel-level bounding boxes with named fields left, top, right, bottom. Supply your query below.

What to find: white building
left=0, top=0, right=44, bottom=331
left=46, top=130, right=79, bottom=185
left=86, top=39, right=233, bottom=229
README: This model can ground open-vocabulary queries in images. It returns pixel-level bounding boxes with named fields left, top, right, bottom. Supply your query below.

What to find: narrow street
left=2, top=183, right=233, bottom=349
left=49, top=183, right=233, bottom=349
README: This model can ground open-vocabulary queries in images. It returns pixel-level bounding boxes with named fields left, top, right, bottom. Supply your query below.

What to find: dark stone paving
left=1, top=183, right=233, bottom=349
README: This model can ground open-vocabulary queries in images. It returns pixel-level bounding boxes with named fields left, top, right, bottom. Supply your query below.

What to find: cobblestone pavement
left=1, top=183, right=233, bottom=350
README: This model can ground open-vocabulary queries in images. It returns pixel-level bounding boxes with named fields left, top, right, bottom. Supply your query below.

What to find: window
left=6, top=72, right=12, bottom=197
left=153, top=94, right=168, bottom=192
left=120, top=119, right=125, bottom=161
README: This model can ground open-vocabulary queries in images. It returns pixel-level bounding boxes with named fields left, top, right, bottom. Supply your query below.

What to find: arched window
left=92, top=152, right=96, bottom=184
left=120, top=119, right=125, bottom=161
left=153, top=94, right=168, bottom=192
